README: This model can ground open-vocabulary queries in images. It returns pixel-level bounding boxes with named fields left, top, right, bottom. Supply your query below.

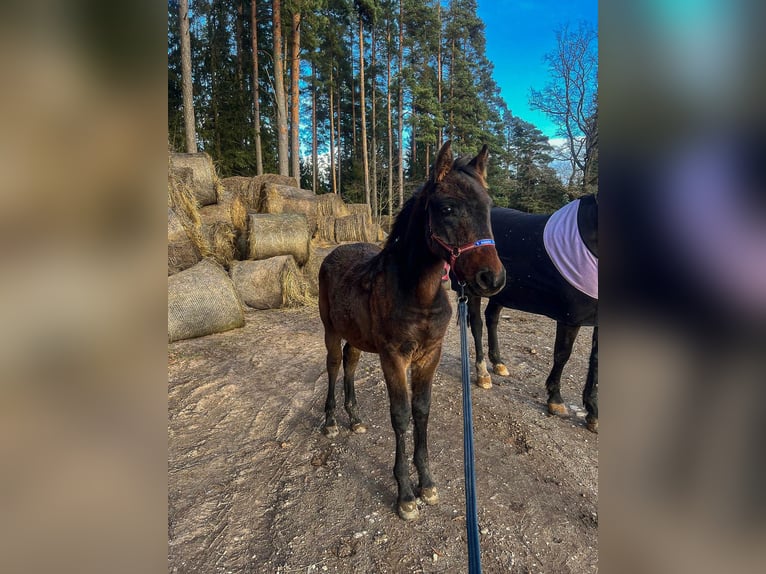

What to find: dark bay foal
left=318, top=141, right=505, bottom=520
left=466, top=195, right=599, bottom=432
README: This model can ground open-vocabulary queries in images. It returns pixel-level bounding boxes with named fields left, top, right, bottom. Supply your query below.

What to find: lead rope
left=457, top=281, right=482, bottom=574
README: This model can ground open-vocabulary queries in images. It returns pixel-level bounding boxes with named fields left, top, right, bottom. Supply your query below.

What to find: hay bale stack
left=202, top=221, right=237, bottom=269
left=230, top=256, right=313, bottom=309
left=260, top=184, right=319, bottom=236
left=168, top=259, right=245, bottom=342
left=251, top=174, right=299, bottom=210
left=335, top=213, right=374, bottom=243
left=168, top=208, right=202, bottom=275
left=169, top=152, right=219, bottom=206
left=248, top=213, right=311, bottom=266
left=303, top=246, right=336, bottom=297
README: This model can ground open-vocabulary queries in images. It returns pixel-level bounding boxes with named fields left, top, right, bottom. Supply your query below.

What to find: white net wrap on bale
left=248, top=213, right=311, bottom=266
left=334, top=213, right=374, bottom=243
left=230, top=256, right=312, bottom=309
left=168, top=208, right=201, bottom=275
left=169, top=152, right=219, bottom=206
left=168, top=259, right=245, bottom=342
left=260, top=184, right=319, bottom=236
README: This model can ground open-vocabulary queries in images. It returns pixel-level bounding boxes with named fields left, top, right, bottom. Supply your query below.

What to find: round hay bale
left=231, top=256, right=313, bottom=309
left=303, top=246, right=336, bottom=297
left=203, top=221, right=237, bottom=269
left=170, top=152, right=219, bottom=206
left=168, top=208, right=201, bottom=275
left=248, top=213, right=311, bottom=266
left=220, top=176, right=259, bottom=211
left=335, top=213, right=373, bottom=243
left=315, top=215, right=337, bottom=244
left=260, top=184, right=319, bottom=236
left=346, top=203, right=372, bottom=224
left=317, top=193, right=350, bottom=217
left=168, top=259, right=245, bottom=342
left=251, top=174, right=299, bottom=210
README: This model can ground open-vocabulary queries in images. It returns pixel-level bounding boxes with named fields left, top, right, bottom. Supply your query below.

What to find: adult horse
left=465, top=195, right=598, bottom=432
left=318, top=141, right=505, bottom=520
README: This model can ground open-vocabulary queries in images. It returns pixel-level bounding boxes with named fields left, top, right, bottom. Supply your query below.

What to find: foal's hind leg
left=546, top=323, right=580, bottom=417
left=322, top=331, right=343, bottom=438
left=342, top=342, right=367, bottom=433
left=582, top=327, right=598, bottom=433
left=467, top=295, right=492, bottom=388
left=486, top=300, right=510, bottom=376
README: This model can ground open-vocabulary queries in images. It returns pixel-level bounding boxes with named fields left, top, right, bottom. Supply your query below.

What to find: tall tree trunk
left=386, top=25, right=393, bottom=217
left=273, top=0, right=289, bottom=176
left=329, top=66, right=337, bottom=194
left=311, top=61, right=318, bottom=193
left=235, top=0, right=244, bottom=92
left=359, top=17, right=370, bottom=208
left=179, top=0, right=198, bottom=153
left=449, top=37, right=455, bottom=138
left=397, top=0, right=404, bottom=208
left=350, top=29, right=357, bottom=159
left=290, top=9, right=301, bottom=181
left=337, top=81, right=342, bottom=194
left=370, top=26, right=378, bottom=221
left=251, top=0, right=263, bottom=174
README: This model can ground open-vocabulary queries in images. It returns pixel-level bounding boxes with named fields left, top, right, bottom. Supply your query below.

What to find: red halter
left=428, top=211, right=495, bottom=282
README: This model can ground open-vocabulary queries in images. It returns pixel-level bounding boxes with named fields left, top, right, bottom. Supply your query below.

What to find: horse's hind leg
left=342, top=342, right=366, bottom=433
left=467, top=295, right=491, bottom=388
left=546, top=323, right=580, bottom=417
left=411, top=348, right=441, bottom=507
left=582, top=326, right=598, bottom=432
left=486, top=300, right=510, bottom=376
left=322, top=331, right=343, bottom=438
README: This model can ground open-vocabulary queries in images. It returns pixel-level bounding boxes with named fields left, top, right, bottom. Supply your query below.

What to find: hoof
left=476, top=375, right=492, bottom=389
left=493, top=363, right=510, bottom=376
left=420, top=487, right=439, bottom=505
left=397, top=500, right=419, bottom=521
left=547, top=402, right=569, bottom=417
left=586, top=419, right=598, bottom=433
left=351, top=422, right=367, bottom=434
left=323, top=424, right=339, bottom=438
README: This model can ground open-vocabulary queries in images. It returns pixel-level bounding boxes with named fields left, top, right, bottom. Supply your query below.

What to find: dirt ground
left=168, top=296, right=597, bottom=573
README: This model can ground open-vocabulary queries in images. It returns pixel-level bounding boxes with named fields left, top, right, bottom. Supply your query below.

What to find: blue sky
left=477, top=0, right=598, bottom=139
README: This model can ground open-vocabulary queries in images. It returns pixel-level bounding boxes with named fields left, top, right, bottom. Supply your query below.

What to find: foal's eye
left=441, top=206, right=453, bottom=216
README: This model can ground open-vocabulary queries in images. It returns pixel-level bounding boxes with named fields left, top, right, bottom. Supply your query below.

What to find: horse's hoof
left=476, top=375, right=492, bottom=389
left=586, top=419, right=598, bottom=433
left=420, top=487, right=439, bottom=505
left=397, top=500, right=419, bottom=521
left=493, top=364, right=510, bottom=376
left=351, top=422, right=367, bottom=434
left=323, top=424, right=339, bottom=438
left=547, top=402, right=569, bottom=417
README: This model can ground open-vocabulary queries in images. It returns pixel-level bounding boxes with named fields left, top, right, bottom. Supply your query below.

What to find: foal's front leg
left=467, top=295, right=492, bottom=388
left=380, top=351, right=418, bottom=520
left=411, top=347, right=442, bottom=506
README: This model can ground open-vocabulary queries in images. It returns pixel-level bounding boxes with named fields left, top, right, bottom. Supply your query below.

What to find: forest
left=168, top=0, right=597, bottom=217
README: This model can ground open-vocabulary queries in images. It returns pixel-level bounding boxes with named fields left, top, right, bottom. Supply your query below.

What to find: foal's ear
left=468, top=144, right=489, bottom=178
left=431, top=140, right=454, bottom=184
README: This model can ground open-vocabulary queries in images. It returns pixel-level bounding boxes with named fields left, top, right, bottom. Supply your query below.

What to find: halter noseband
left=428, top=210, right=495, bottom=280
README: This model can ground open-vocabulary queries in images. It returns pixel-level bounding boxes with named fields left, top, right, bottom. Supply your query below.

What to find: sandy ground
left=168, top=297, right=597, bottom=573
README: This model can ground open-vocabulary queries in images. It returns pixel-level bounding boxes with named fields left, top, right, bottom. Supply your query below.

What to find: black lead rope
left=457, top=281, right=482, bottom=574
